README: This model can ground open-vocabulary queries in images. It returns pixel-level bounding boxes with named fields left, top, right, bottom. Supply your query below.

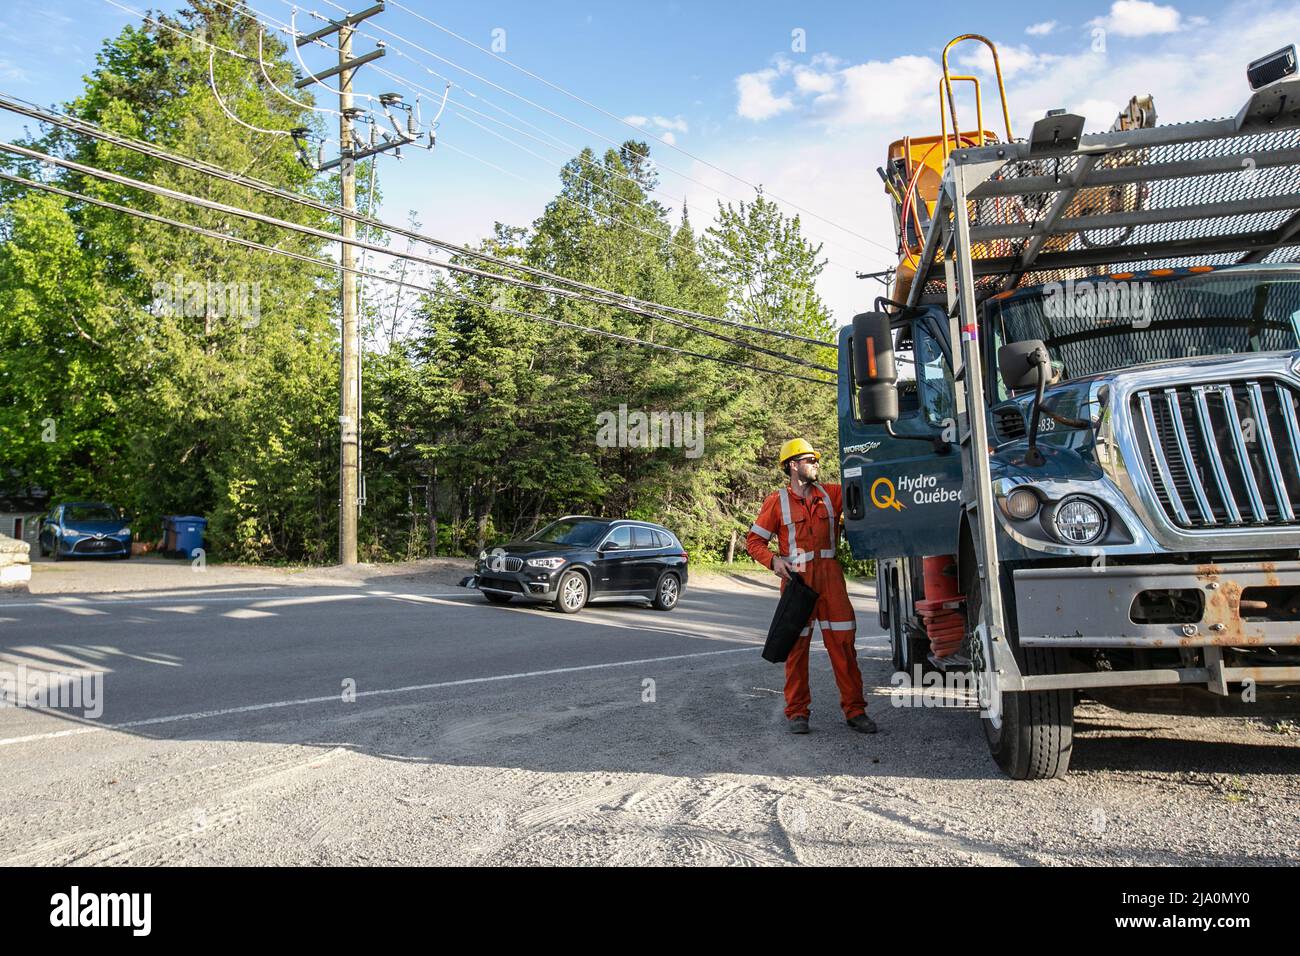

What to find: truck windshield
left=989, top=271, right=1300, bottom=398
left=529, top=519, right=608, bottom=547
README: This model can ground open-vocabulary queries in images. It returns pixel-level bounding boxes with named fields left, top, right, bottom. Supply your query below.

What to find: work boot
left=846, top=713, right=878, bottom=734
left=788, top=716, right=810, bottom=734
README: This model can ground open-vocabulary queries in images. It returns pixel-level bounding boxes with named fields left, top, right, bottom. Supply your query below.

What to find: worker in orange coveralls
left=746, top=438, right=876, bottom=736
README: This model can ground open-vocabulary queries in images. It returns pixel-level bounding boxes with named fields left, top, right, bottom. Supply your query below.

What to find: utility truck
left=840, top=36, right=1300, bottom=778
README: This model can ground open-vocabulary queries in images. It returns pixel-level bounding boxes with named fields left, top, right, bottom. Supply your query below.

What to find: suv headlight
left=526, top=557, right=566, bottom=570
left=119, top=526, right=131, bottom=536
left=1052, top=496, right=1107, bottom=545
left=478, top=550, right=487, bottom=562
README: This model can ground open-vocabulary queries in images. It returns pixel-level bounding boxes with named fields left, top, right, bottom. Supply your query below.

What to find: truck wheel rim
left=660, top=578, right=678, bottom=606
left=563, top=577, right=584, bottom=609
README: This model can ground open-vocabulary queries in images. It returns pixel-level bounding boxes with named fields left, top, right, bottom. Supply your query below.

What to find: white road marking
left=0, top=590, right=481, bottom=610
left=0, top=644, right=759, bottom=748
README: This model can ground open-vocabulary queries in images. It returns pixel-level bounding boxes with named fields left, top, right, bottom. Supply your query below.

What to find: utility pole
left=337, top=23, right=360, bottom=566
left=294, top=1, right=423, bottom=565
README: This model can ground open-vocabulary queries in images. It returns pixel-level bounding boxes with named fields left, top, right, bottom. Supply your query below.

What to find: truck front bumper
left=1013, top=559, right=1300, bottom=649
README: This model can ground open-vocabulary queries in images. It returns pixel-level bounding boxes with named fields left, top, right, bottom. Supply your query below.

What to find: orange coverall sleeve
left=745, top=492, right=782, bottom=570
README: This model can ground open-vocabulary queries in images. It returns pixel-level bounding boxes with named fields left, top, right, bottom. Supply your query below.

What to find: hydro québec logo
left=49, top=886, right=151, bottom=937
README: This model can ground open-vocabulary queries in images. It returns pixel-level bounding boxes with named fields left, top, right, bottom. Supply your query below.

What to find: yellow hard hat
left=779, top=438, right=820, bottom=465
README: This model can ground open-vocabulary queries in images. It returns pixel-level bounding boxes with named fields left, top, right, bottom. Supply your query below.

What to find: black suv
left=466, top=516, right=689, bottom=614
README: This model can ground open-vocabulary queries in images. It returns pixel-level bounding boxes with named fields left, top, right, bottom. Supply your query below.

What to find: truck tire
left=968, top=573, right=1073, bottom=780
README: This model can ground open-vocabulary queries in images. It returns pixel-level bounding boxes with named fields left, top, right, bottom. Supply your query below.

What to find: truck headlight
left=526, top=557, right=566, bottom=570
left=1003, top=487, right=1040, bottom=520
left=1052, top=496, right=1107, bottom=545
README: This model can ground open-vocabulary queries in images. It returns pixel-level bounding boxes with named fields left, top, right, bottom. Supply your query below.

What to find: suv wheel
left=652, top=572, right=680, bottom=611
left=555, top=570, right=588, bottom=614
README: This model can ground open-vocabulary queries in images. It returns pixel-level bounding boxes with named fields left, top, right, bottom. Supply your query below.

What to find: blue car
left=38, top=502, right=132, bottom=560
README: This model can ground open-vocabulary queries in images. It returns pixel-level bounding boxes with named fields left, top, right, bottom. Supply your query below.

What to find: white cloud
left=838, top=55, right=939, bottom=123
left=0, top=58, right=31, bottom=83
left=956, top=42, right=1056, bottom=78
left=1025, top=20, right=1057, bottom=36
left=1089, top=0, right=1183, bottom=37
left=659, top=131, right=677, bottom=146
left=653, top=115, right=689, bottom=133
left=736, top=69, right=794, bottom=120
left=623, top=114, right=648, bottom=127
left=793, top=65, right=836, bottom=94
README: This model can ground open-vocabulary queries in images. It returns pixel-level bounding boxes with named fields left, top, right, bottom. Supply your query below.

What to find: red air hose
left=914, top=554, right=966, bottom=658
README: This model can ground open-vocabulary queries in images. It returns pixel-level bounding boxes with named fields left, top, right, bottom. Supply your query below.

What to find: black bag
left=762, top=571, right=819, bottom=663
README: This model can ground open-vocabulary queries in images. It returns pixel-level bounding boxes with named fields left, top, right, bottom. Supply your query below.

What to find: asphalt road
left=0, top=577, right=774, bottom=733
left=1, top=563, right=1297, bottom=866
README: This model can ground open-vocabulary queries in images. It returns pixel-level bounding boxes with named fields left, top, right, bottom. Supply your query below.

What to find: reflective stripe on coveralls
left=777, top=486, right=838, bottom=561
left=813, top=483, right=836, bottom=558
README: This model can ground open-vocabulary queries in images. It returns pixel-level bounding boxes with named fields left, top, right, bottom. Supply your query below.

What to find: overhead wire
left=97, top=0, right=339, bottom=147
left=0, top=138, right=837, bottom=375
left=288, top=6, right=379, bottom=104
left=0, top=92, right=834, bottom=348
left=257, top=27, right=342, bottom=118
left=209, top=0, right=871, bottom=286
left=277, top=0, right=894, bottom=271
left=0, top=169, right=835, bottom=387
left=208, top=48, right=291, bottom=137
left=385, top=0, right=894, bottom=255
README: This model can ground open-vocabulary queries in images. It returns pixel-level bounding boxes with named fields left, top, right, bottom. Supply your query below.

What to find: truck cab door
left=838, top=312, right=964, bottom=559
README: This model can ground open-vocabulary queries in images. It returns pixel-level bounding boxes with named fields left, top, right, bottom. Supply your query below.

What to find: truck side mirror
left=998, top=339, right=1051, bottom=390
left=852, top=311, right=898, bottom=424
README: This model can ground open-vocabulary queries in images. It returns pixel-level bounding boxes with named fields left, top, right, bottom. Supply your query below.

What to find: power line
left=0, top=138, right=837, bottom=375
left=223, top=0, right=873, bottom=280
left=256, top=27, right=343, bottom=118
left=0, top=169, right=836, bottom=387
left=365, top=62, right=869, bottom=281
left=384, top=0, right=895, bottom=256
left=199, top=0, right=872, bottom=284
left=0, top=92, right=835, bottom=349
left=208, top=47, right=291, bottom=137
left=268, top=0, right=895, bottom=271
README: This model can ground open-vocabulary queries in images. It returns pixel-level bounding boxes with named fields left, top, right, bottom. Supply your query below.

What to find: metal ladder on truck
left=903, top=41, right=1300, bottom=733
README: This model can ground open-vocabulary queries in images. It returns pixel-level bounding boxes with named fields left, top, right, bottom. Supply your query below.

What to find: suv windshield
left=65, top=504, right=119, bottom=522
left=989, top=270, right=1300, bottom=399
left=529, top=519, right=608, bottom=547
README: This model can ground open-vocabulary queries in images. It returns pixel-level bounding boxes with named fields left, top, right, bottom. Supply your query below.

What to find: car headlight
left=119, top=527, right=131, bottom=536
left=478, top=550, right=488, bottom=562
left=526, top=557, right=566, bottom=570
left=1052, top=496, right=1107, bottom=545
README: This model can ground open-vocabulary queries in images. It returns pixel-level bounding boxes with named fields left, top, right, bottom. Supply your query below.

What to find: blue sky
left=2, top=0, right=1297, bottom=322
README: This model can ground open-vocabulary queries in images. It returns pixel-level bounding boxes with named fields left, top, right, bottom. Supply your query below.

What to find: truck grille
left=993, top=406, right=1027, bottom=443
left=1132, top=380, right=1300, bottom=528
